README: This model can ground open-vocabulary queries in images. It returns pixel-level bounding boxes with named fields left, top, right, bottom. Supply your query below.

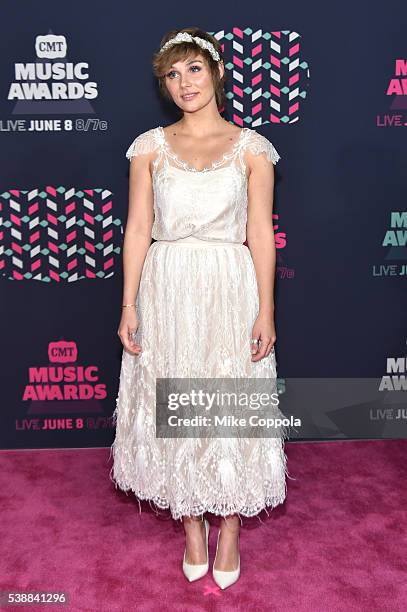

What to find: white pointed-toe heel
left=182, top=518, right=210, bottom=582
left=212, top=529, right=240, bottom=590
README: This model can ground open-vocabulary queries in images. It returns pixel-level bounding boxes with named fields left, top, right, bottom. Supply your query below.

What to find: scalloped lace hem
left=109, top=479, right=288, bottom=524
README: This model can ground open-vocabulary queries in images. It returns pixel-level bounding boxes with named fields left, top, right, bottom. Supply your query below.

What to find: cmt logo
left=48, top=340, right=78, bottom=363
left=35, top=34, right=67, bottom=59
left=376, top=58, right=407, bottom=126
left=371, top=211, right=407, bottom=278
left=9, top=29, right=99, bottom=106
left=386, top=60, right=407, bottom=100
left=379, top=356, right=407, bottom=391
left=21, top=338, right=108, bottom=418
left=382, top=212, right=407, bottom=249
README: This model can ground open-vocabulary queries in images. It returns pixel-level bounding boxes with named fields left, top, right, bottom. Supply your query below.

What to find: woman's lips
left=182, top=93, right=198, bottom=100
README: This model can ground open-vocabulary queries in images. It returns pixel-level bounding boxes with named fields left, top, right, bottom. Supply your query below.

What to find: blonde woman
left=110, top=26, right=289, bottom=590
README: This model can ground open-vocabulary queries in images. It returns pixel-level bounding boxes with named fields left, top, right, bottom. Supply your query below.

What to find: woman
left=110, top=26, right=290, bottom=590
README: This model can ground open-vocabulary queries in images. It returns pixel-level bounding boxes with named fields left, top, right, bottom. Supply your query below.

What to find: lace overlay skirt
left=109, top=237, right=290, bottom=521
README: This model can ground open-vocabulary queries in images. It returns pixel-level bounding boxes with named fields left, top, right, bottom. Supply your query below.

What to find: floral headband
left=158, top=32, right=221, bottom=62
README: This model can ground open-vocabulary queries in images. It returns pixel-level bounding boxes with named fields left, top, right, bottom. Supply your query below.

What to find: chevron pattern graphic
left=0, top=186, right=123, bottom=282
left=210, top=27, right=310, bottom=126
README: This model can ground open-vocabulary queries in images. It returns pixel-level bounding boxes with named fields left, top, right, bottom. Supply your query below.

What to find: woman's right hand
left=117, top=307, right=142, bottom=355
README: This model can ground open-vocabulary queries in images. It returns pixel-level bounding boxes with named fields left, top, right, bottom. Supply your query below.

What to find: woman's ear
left=218, top=60, right=225, bottom=80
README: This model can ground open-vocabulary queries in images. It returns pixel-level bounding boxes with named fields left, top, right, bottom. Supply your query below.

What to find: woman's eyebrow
left=170, top=59, right=203, bottom=68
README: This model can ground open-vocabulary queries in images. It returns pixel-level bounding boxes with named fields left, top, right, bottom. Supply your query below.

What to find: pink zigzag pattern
left=0, top=186, right=123, bottom=282
left=213, top=28, right=309, bottom=126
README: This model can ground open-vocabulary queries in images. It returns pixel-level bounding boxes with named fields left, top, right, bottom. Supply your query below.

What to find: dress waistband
left=154, top=236, right=245, bottom=247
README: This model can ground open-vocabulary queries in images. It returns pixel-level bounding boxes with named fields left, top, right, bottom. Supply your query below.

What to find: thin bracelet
left=122, top=303, right=136, bottom=308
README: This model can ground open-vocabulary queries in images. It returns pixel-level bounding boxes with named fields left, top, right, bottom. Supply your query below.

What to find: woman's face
left=164, top=52, right=223, bottom=112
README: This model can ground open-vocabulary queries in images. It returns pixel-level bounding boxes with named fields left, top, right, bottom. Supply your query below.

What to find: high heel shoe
left=182, top=518, right=210, bottom=582
left=212, top=529, right=240, bottom=590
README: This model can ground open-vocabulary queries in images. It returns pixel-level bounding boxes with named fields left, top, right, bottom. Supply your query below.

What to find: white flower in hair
left=158, top=32, right=221, bottom=62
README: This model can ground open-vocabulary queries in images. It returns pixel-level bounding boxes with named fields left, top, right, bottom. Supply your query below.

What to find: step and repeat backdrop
left=0, top=2, right=406, bottom=449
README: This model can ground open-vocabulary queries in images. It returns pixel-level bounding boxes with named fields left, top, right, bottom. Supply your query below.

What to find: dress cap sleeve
left=125, top=128, right=158, bottom=161
left=245, top=129, right=281, bottom=165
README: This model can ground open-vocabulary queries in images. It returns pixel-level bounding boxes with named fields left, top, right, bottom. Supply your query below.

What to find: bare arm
left=118, top=150, right=155, bottom=353
left=121, top=152, right=155, bottom=304
left=246, top=149, right=276, bottom=317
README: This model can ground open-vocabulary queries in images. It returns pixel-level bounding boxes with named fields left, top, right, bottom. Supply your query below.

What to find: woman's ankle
left=183, top=515, right=205, bottom=534
left=219, top=515, right=240, bottom=534
left=183, top=514, right=204, bottom=523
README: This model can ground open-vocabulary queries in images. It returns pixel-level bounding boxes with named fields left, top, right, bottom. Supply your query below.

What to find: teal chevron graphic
left=0, top=186, right=123, bottom=282
left=210, top=27, right=310, bottom=126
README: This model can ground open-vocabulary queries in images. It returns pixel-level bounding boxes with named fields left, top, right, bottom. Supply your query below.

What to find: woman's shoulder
left=242, top=127, right=281, bottom=165
left=125, top=126, right=163, bottom=161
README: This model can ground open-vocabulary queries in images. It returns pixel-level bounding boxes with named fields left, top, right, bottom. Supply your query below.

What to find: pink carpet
left=0, top=439, right=406, bottom=611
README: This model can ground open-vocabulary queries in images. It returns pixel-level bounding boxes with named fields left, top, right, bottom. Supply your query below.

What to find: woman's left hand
left=250, top=312, right=276, bottom=362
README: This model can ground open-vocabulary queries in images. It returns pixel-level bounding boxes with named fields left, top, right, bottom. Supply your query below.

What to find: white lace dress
left=109, top=125, right=290, bottom=522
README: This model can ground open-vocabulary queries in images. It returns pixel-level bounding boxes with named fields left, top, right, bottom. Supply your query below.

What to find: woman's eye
left=166, top=65, right=201, bottom=79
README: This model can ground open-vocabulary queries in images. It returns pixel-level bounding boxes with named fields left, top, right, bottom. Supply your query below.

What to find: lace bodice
left=125, top=126, right=280, bottom=243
